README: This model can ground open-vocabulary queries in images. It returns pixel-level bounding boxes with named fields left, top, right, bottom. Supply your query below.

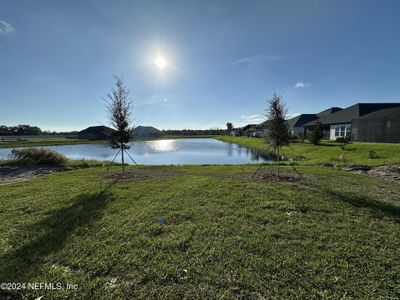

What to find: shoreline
left=0, top=135, right=216, bottom=149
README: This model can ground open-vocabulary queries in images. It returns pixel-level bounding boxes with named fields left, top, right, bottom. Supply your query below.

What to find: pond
left=0, top=138, right=272, bottom=165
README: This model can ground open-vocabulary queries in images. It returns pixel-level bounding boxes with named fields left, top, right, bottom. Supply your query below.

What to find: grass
left=0, top=137, right=106, bottom=148
left=9, top=148, right=68, bottom=166
left=216, top=136, right=400, bottom=166
left=1, top=165, right=399, bottom=299
left=0, top=135, right=215, bottom=148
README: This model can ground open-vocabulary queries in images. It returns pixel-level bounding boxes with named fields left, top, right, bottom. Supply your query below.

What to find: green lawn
left=1, top=165, right=399, bottom=299
left=0, top=137, right=106, bottom=148
left=217, top=136, right=400, bottom=166
left=0, top=135, right=215, bottom=148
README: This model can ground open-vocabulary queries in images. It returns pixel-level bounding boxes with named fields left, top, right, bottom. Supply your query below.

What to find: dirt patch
left=104, top=171, right=151, bottom=180
left=343, top=165, right=400, bottom=181
left=104, top=167, right=184, bottom=181
left=214, top=168, right=305, bottom=183
left=366, top=165, right=400, bottom=181
left=257, top=173, right=302, bottom=182
left=0, top=165, right=72, bottom=185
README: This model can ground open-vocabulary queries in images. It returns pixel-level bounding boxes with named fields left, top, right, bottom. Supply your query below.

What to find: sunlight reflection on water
left=0, top=138, right=272, bottom=165
left=147, top=139, right=177, bottom=152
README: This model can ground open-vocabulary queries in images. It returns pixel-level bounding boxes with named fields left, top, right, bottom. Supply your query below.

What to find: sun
left=155, top=56, right=167, bottom=69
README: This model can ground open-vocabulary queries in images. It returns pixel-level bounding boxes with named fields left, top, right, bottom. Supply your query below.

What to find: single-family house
left=78, top=126, right=115, bottom=140
left=286, top=114, right=319, bottom=136
left=351, top=107, right=400, bottom=143
left=304, top=103, right=400, bottom=141
left=286, top=107, right=342, bottom=137
left=131, top=126, right=162, bottom=138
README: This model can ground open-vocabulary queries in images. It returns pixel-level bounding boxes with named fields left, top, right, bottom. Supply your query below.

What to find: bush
left=336, top=137, right=350, bottom=150
left=309, top=122, right=324, bottom=145
left=10, top=148, right=68, bottom=166
left=368, top=150, right=378, bottom=159
left=298, top=133, right=305, bottom=143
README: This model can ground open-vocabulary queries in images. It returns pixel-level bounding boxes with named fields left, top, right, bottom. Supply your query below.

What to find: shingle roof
left=304, top=103, right=400, bottom=126
left=79, top=125, right=114, bottom=133
left=133, top=126, right=161, bottom=134
left=286, top=114, right=318, bottom=128
left=316, top=107, right=343, bottom=117
left=356, top=106, right=400, bottom=119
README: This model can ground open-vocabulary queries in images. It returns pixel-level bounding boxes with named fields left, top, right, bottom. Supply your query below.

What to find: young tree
left=106, top=76, right=133, bottom=174
left=336, top=136, right=350, bottom=150
left=226, top=122, right=233, bottom=135
left=309, top=121, right=324, bottom=145
left=266, top=93, right=290, bottom=176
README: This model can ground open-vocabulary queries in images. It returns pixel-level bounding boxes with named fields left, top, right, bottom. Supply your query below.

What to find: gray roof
left=356, top=106, right=400, bottom=120
left=133, top=126, right=161, bottom=134
left=286, top=114, right=318, bottom=128
left=79, top=125, right=114, bottom=133
left=316, top=107, right=343, bottom=117
left=304, top=103, right=400, bottom=126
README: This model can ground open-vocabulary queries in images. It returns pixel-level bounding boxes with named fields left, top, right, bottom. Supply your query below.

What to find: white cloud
left=287, top=112, right=301, bottom=119
left=137, top=94, right=172, bottom=106
left=0, top=20, right=15, bottom=36
left=294, top=81, right=311, bottom=88
left=240, top=114, right=264, bottom=124
left=232, top=54, right=285, bottom=65
left=242, top=114, right=259, bottom=120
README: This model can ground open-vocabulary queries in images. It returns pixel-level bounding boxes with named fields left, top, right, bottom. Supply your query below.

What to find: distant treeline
left=0, top=125, right=77, bottom=136
left=162, top=128, right=226, bottom=136
left=0, top=125, right=226, bottom=137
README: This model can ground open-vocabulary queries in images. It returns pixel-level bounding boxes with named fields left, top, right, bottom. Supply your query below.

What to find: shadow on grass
left=0, top=186, right=115, bottom=285
left=309, top=182, right=400, bottom=221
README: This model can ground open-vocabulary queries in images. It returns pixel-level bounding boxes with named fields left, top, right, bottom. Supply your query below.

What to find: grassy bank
left=0, top=135, right=215, bottom=148
left=1, top=165, right=399, bottom=299
left=0, top=137, right=106, bottom=148
left=216, top=136, right=400, bottom=166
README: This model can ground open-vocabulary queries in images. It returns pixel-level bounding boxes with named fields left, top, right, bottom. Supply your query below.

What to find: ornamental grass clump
left=10, top=148, right=68, bottom=166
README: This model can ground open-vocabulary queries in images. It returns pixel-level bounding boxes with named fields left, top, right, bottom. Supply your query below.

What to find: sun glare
left=155, top=56, right=167, bottom=69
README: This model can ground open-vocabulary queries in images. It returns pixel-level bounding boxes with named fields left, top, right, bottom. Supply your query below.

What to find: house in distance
left=131, top=126, right=162, bottom=138
left=302, top=103, right=400, bottom=142
left=236, top=102, right=400, bottom=143
left=78, top=126, right=115, bottom=140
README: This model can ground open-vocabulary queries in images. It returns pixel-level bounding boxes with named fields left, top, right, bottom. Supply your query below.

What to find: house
left=351, top=107, right=400, bottom=143
left=240, top=123, right=267, bottom=137
left=304, top=103, right=400, bottom=141
left=286, top=114, right=319, bottom=136
left=241, top=124, right=258, bottom=137
left=286, top=107, right=342, bottom=137
left=78, top=126, right=114, bottom=140
left=131, top=126, right=162, bottom=138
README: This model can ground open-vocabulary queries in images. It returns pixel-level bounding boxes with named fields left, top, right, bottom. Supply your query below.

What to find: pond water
left=0, top=138, right=272, bottom=165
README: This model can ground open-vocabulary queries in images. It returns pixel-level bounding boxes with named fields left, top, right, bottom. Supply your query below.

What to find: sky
left=1, top=0, right=400, bottom=131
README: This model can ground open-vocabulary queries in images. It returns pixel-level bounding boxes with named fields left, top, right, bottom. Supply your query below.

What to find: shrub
left=368, top=150, right=378, bottom=159
left=298, top=133, right=305, bottom=143
left=10, top=148, right=68, bottom=166
left=309, top=122, right=324, bottom=145
left=336, top=137, right=350, bottom=150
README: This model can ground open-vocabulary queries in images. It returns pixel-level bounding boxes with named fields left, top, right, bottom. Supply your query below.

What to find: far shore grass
left=0, top=135, right=215, bottom=148
left=0, top=137, right=106, bottom=148
left=216, top=136, right=400, bottom=166
left=0, top=164, right=399, bottom=299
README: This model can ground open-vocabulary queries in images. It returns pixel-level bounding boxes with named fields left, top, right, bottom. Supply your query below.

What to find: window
left=333, top=124, right=351, bottom=138
left=345, top=126, right=351, bottom=137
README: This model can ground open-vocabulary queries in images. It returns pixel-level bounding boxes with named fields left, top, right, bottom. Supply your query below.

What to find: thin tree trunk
left=277, top=147, right=280, bottom=177
left=121, top=143, right=125, bottom=174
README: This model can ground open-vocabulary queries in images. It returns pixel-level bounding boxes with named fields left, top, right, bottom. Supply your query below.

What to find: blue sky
left=1, top=0, right=400, bottom=131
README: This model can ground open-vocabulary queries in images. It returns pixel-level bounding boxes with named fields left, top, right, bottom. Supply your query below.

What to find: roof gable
left=305, top=103, right=400, bottom=126
left=286, top=114, right=318, bottom=128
